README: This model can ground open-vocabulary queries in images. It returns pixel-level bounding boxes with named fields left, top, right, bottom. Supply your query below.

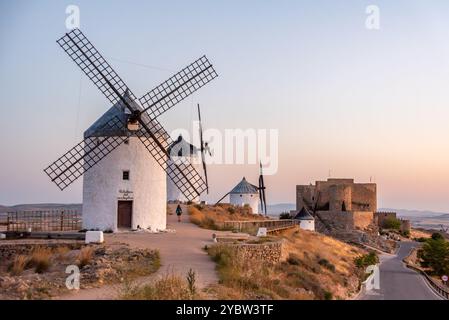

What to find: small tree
left=382, top=217, right=401, bottom=230
left=279, top=212, right=292, bottom=220
left=418, top=236, right=449, bottom=276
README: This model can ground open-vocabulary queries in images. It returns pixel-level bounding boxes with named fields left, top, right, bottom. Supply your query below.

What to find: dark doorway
left=117, top=201, right=132, bottom=228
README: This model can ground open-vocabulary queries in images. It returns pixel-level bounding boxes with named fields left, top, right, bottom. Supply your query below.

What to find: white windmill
left=44, top=29, right=217, bottom=232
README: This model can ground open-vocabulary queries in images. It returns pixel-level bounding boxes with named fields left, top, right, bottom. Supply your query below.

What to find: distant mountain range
left=379, top=208, right=449, bottom=219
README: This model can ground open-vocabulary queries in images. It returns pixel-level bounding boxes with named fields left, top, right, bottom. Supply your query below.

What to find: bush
left=324, top=291, right=333, bottom=300
left=287, top=254, right=301, bottom=266
left=186, top=269, right=197, bottom=296
left=401, top=230, right=410, bottom=238
left=318, top=258, right=336, bottom=272
left=194, top=204, right=204, bottom=211
left=8, top=255, right=29, bottom=275
left=122, top=273, right=193, bottom=300
left=355, top=252, right=379, bottom=268
left=29, top=247, right=52, bottom=273
left=431, top=233, right=444, bottom=241
left=78, top=247, right=94, bottom=268
left=418, top=236, right=449, bottom=276
left=279, top=212, right=292, bottom=220
left=227, top=207, right=236, bottom=214
left=382, top=217, right=401, bottom=230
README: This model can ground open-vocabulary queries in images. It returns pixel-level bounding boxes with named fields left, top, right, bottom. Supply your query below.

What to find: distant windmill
left=43, top=29, right=218, bottom=231
left=215, top=162, right=268, bottom=215
left=167, top=103, right=211, bottom=202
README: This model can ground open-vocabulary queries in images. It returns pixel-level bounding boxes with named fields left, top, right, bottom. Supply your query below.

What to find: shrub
left=418, top=236, right=449, bottom=276
left=29, top=247, right=52, bottom=273
left=194, top=204, right=204, bottom=211
left=355, top=252, right=378, bottom=268
left=8, top=255, right=29, bottom=275
left=431, top=233, right=444, bottom=241
left=186, top=269, right=197, bottom=297
left=53, top=246, right=71, bottom=261
left=227, top=207, right=236, bottom=214
left=401, top=230, right=410, bottom=238
left=78, top=247, right=94, bottom=268
left=287, top=253, right=301, bottom=266
left=318, top=258, right=336, bottom=272
left=382, top=217, right=401, bottom=230
left=122, top=273, right=193, bottom=300
left=279, top=212, right=292, bottom=220
left=324, top=291, right=333, bottom=300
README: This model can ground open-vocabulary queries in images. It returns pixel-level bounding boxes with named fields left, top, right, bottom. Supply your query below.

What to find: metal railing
left=220, top=219, right=298, bottom=234
left=406, top=264, right=449, bottom=299
left=6, top=210, right=82, bottom=232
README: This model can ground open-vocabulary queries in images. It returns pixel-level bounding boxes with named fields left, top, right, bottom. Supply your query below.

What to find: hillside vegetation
left=188, top=204, right=267, bottom=230
left=207, top=227, right=370, bottom=300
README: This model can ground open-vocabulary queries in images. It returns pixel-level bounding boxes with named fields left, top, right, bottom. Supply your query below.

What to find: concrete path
left=58, top=211, right=220, bottom=300
left=360, top=241, right=442, bottom=300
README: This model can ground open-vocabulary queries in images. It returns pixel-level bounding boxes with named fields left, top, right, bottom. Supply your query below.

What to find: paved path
left=360, top=241, right=441, bottom=300
left=58, top=210, right=221, bottom=300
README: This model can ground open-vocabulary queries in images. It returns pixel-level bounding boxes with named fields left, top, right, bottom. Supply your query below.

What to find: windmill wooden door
left=117, top=201, right=132, bottom=228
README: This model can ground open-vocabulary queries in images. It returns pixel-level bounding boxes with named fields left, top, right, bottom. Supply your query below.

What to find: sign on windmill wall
left=118, top=189, right=134, bottom=200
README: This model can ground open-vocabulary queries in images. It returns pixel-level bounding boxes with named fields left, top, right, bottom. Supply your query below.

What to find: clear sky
left=1, top=0, right=449, bottom=212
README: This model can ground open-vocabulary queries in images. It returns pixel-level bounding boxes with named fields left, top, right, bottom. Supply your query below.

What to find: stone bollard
left=85, top=231, right=104, bottom=244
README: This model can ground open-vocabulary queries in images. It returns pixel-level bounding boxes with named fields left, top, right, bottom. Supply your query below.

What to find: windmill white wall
left=83, top=139, right=166, bottom=232
left=299, top=219, right=315, bottom=231
left=167, top=135, right=201, bottom=203
left=229, top=193, right=259, bottom=214
left=228, top=177, right=260, bottom=214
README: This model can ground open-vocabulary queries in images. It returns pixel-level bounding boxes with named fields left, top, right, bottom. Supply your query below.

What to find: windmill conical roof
left=167, top=135, right=198, bottom=157
left=84, top=90, right=156, bottom=138
left=230, top=177, right=259, bottom=194
left=294, top=207, right=315, bottom=221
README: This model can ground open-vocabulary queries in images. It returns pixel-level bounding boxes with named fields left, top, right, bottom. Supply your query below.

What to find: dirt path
left=57, top=208, right=221, bottom=300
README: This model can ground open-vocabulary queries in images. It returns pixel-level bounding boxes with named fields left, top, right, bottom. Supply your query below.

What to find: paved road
left=361, top=241, right=441, bottom=300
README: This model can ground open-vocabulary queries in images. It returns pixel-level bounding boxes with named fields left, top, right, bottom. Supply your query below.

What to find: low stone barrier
left=225, top=240, right=284, bottom=264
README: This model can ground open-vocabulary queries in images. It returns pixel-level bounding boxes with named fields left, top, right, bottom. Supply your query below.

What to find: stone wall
left=315, top=210, right=374, bottom=231
left=0, top=242, right=83, bottom=261
left=374, top=211, right=397, bottom=227
left=353, top=211, right=374, bottom=230
left=230, top=241, right=284, bottom=264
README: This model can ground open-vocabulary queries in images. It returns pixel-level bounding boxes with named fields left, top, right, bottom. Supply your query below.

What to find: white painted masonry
left=83, top=136, right=166, bottom=232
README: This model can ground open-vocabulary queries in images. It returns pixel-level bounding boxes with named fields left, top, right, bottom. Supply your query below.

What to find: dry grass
left=28, top=247, right=52, bottom=273
left=77, top=246, right=94, bottom=268
left=8, top=255, right=29, bottom=276
left=121, top=272, right=197, bottom=300
left=207, top=227, right=367, bottom=300
left=188, top=204, right=267, bottom=230
left=53, top=246, right=71, bottom=262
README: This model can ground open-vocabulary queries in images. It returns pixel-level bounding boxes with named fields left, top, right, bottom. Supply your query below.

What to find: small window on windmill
left=122, top=170, right=130, bottom=180
left=240, top=194, right=242, bottom=198
left=124, top=139, right=129, bottom=145
left=127, top=120, right=139, bottom=131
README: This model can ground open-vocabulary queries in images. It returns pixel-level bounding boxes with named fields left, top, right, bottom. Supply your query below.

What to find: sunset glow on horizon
left=1, top=0, right=449, bottom=212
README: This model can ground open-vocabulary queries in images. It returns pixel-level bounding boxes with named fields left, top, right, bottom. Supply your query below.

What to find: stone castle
left=296, top=178, right=410, bottom=243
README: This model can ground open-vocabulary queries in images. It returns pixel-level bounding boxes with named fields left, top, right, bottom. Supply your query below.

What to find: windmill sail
left=44, top=116, right=127, bottom=190
left=197, top=104, right=209, bottom=194
left=258, top=162, right=267, bottom=215
left=46, top=28, right=217, bottom=200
